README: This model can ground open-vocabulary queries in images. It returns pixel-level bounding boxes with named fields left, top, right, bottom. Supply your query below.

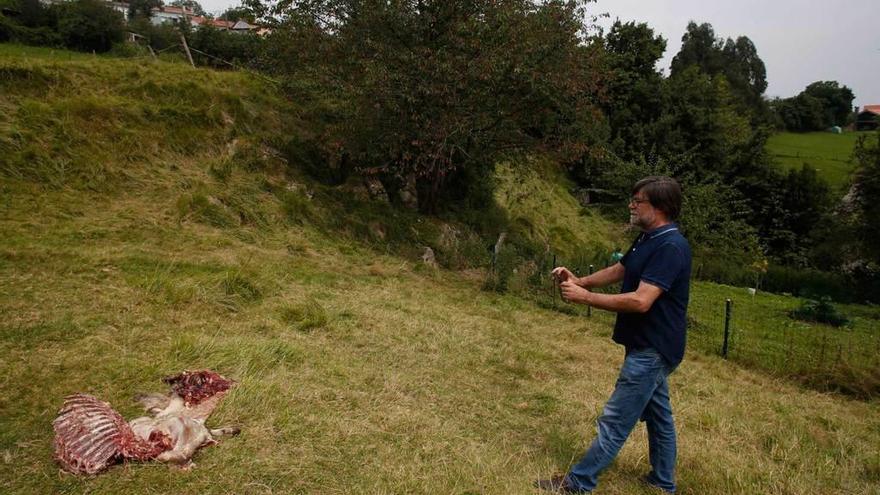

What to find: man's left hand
left=560, top=280, right=590, bottom=305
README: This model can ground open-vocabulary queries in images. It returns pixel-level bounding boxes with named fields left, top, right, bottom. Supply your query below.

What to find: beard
left=630, top=210, right=655, bottom=230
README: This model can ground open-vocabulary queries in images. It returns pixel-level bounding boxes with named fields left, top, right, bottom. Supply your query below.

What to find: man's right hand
left=551, top=266, right=575, bottom=284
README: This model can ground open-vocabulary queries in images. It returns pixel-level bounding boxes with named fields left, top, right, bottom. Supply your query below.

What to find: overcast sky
left=198, top=0, right=879, bottom=107
left=591, top=0, right=879, bottom=107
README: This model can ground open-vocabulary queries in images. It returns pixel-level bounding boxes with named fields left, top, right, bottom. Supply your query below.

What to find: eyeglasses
left=629, top=197, right=650, bottom=206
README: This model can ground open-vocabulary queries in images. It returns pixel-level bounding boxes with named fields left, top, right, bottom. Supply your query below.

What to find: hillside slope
left=1, top=46, right=879, bottom=495
left=766, top=131, right=868, bottom=193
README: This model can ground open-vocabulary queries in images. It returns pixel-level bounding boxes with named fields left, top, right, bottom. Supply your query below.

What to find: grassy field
left=686, top=283, right=880, bottom=398
left=2, top=45, right=880, bottom=494
left=766, top=131, right=871, bottom=192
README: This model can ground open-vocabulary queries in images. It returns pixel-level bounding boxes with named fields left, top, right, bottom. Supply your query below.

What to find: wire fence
left=489, top=249, right=880, bottom=400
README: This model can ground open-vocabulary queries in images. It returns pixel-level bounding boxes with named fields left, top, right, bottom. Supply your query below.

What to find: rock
left=364, top=177, right=390, bottom=203
left=369, top=222, right=387, bottom=241
left=421, top=247, right=437, bottom=267
left=399, top=174, right=418, bottom=210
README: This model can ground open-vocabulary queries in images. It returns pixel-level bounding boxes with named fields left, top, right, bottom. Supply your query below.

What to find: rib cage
left=53, top=394, right=129, bottom=475
left=53, top=395, right=174, bottom=474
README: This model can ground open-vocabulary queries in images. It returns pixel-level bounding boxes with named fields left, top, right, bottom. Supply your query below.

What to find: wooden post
left=722, top=299, right=732, bottom=358
left=180, top=33, right=195, bottom=67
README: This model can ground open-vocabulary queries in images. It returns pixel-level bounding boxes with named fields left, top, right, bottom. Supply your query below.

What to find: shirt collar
left=643, top=222, right=679, bottom=240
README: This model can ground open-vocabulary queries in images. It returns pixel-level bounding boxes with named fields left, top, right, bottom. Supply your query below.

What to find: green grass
left=687, top=283, right=880, bottom=398
left=1, top=44, right=880, bottom=494
left=766, top=131, right=872, bottom=192
left=493, top=158, right=627, bottom=260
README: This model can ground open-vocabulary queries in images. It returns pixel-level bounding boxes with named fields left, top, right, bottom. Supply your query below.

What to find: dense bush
left=0, top=0, right=123, bottom=52
left=790, top=297, right=850, bottom=327
left=771, top=81, right=855, bottom=131
left=187, top=25, right=263, bottom=68
left=262, top=0, right=606, bottom=214
left=0, top=13, right=61, bottom=45
left=127, top=17, right=180, bottom=51
left=54, top=0, right=124, bottom=52
left=694, top=259, right=858, bottom=303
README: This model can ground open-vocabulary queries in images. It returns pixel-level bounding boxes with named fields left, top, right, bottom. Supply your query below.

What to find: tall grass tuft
left=176, top=192, right=238, bottom=228
left=280, top=299, right=328, bottom=331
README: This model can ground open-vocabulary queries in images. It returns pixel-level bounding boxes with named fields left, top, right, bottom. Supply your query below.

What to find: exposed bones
left=53, top=370, right=238, bottom=475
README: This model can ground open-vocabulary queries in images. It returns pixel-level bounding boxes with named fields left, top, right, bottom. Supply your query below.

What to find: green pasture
left=686, top=283, right=880, bottom=398
left=2, top=45, right=880, bottom=494
left=766, top=131, right=871, bottom=192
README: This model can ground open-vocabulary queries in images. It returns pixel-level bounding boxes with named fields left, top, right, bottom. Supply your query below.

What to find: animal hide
left=53, top=370, right=237, bottom=475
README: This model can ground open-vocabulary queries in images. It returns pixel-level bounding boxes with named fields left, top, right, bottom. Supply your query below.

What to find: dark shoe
left=534, top=474, right=589, bottom=493
left=640, top=473, right=675, bottom=493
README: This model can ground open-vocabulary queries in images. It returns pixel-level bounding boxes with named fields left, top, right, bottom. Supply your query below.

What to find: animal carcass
left=53, top=370, right=239, bottom=474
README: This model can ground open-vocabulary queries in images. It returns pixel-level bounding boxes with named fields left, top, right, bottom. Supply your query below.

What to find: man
left=537, top=176, right=692, bottom=494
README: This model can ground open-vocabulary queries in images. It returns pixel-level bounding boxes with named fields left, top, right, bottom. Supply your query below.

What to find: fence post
left=587, top=264, right=594, bottom=317
left=722, top=299, right=732, bottom=359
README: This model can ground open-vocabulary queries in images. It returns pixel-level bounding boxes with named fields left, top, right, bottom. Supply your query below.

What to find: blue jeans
left=566, top=348, right=677, bottom=493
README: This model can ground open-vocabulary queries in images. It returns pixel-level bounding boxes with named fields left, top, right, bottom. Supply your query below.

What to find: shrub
left=0, top=20, right=62, bottom=46
left=694, top=260, right=857, bottom=303
left=127, top=17, right=179, bottom=52
left=280, top=190, right=313, bottom=225
left=762, top=264, right=853, bottom=302
left=107, top=41, right=146, bottom=58
left=282, top=133, right=350, bottom=186
left=482, top=244, right=521, bottom=293
left=790, top=297, right=850, bottom=327
left=188, top=25, right=264, bottom=69
left=52, top=0, right=124, bottom=53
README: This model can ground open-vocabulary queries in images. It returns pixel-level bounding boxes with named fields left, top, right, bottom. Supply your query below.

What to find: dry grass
left=3, top=171, right=880, bottom=495
left=1, top=45, right=879, bottom=495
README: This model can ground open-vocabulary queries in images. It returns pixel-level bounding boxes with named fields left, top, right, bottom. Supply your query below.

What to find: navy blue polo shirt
left=613, top=223, right=692, bottom=367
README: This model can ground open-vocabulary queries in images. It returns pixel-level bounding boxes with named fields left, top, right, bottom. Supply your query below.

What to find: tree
left=771, top=81, right=856, bottom=131
left=852, top=133, right=880, bottom=263
left=264, top=0, right=606, bottom=213
left=655, top=65, right=754, bottom=182
left=802, top=81, right=855, bottom=127
left=188, top=24, right=264, bottom=67
left=670, top=22, right=768, bottom=120
left=769, top=95, right=824, bottom=131
left=53, top=0, right=124, bottom=52
left=14, top=0, right=55, bottom=28
left=218, top=6, right=254, bottom=23
left=128, top=0, right=162, bottom=20
left=720, top=35, right=767, bottom=105
left=670, top=22, right=726, bottom=77
left=170, top=0, right=206, bottom=17
left=601, top=20, right=667, bottom=162
left=733, top=162, right=832, bottom=266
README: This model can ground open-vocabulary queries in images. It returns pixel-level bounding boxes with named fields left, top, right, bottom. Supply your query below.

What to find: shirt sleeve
left=640, top=242, right=684, bottom=292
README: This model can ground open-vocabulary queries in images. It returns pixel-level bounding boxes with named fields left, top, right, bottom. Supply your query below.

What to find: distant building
left=189, top=16, right=263, bottom=33
left=149, top=5, right=196, bottom=26
left=40, top=1, right=268, bottom=36
left=106, top=1, right=129, bottom=21
left=855, top=105, right=880, bottom=131
left=94, top=1, right=265, bottom=33
left=190, top=16, right=235, bottom=30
